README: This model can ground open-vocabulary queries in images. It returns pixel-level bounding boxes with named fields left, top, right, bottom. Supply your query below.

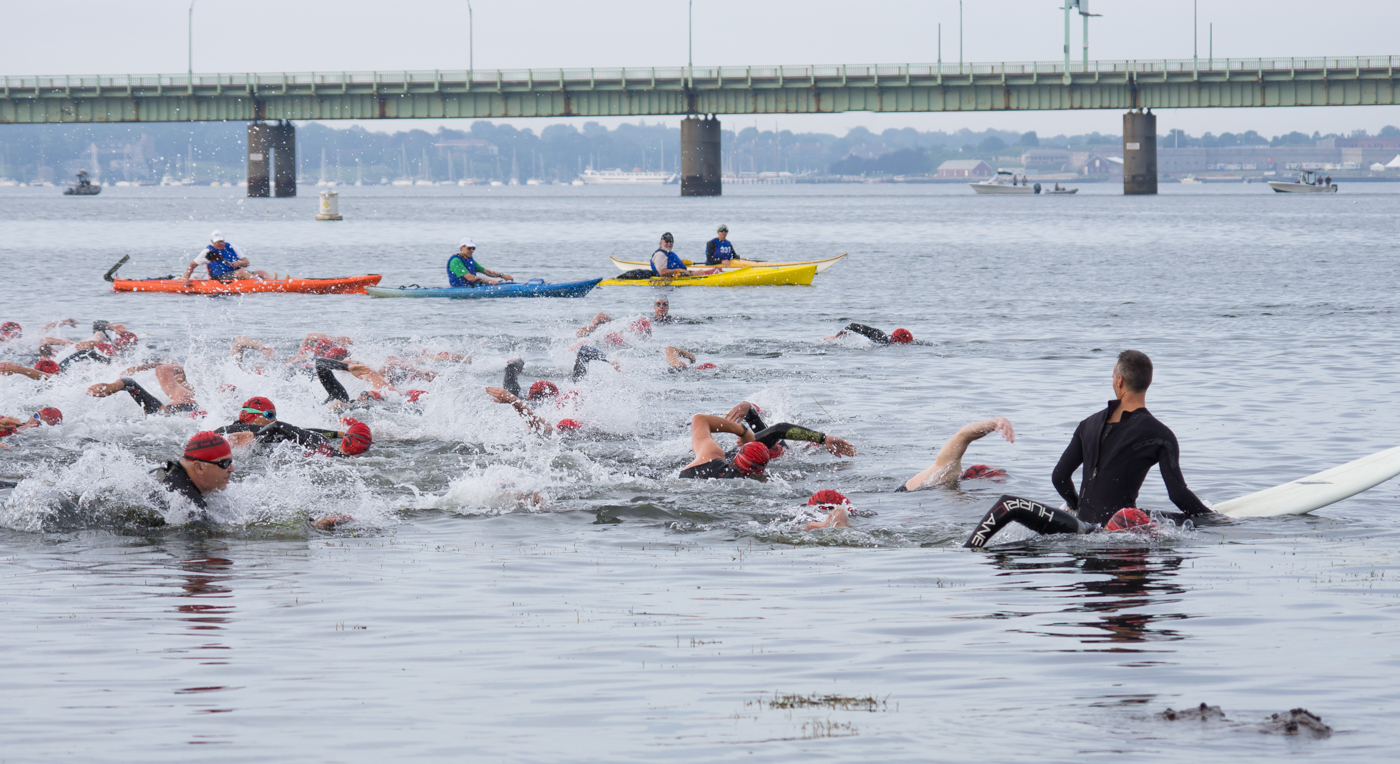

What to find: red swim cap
left=34, top=359, right=60, bottom=375
left=184, top=431, right=232, bottom=462
left=807, top=489, right=849, bottom=506
left=604, top=332, right=625, bottom=346
left=766, top=443, right=784, bottom=458
left=960, top=464, right=1007, bottom=480
left=0, top=321, right=21, bottom=339
left=239, top=396, right=275, bottom=423
left=362, top=390, right=384, bottom=401
left=113, top=331, right=138, bottom=350
left=890, top=328, right=913, bottom=344
left=732, top=441, right=771, bottom=475
left=695, top=362, right=717, bottom=370
left=406, top=389, right=428, bottom=403
left=1105, top=507, right=1155, bottom=532
left=323, top=346, right=349, bottom=361
left=341, top=422, right=373, bottom=455
left=310, top=338, right=333, bottom=355
left=556, top=418, right=582, bottom=431
left=630, top=317, right=652, bottom=336
left=528, top=380, right=559, bottom=400
left=94, top=342, right=116, bottom=356
left=37, top=407, right=63, bottom=426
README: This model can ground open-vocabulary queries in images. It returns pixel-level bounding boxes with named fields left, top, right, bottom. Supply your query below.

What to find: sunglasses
left=241, top=407, right=276, bottom=419
left=189, top=456, right=234, bottom=470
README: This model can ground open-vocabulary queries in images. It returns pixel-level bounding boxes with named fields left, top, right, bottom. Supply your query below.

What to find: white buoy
left=315, top=190, right=343, bottom=221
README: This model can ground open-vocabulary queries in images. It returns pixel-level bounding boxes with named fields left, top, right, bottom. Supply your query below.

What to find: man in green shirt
left=447, top=237, right=515, bottom=287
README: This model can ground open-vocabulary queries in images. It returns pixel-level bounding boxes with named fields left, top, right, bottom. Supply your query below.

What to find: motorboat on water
left=1180, top=174, right=1203, bottom=184
left=1044, top=183, right=1079, bottom=195
left=63, top=170, right=101, bottom=196
left=1267, top=169, right=1338, bottom=193
left=969, top=170, right=1038, bottom=194
left=578, top=169, right=678, bottom=185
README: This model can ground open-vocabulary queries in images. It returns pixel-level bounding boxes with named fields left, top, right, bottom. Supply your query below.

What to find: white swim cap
left=210, top=230, right=225, bottom=242
left=459, top=237, right=476, bottom=248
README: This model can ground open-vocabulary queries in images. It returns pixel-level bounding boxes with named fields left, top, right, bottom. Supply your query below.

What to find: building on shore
left=936, top=160, right=993, bottom=178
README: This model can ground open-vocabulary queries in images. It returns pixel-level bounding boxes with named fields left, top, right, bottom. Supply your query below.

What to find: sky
left=6, top=0, right=1400, bottom=137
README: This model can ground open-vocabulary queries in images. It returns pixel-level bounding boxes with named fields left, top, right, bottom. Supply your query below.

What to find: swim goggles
left=241, top=407, right=276, bottom=419
left=188, top=456, right=234, bottom=470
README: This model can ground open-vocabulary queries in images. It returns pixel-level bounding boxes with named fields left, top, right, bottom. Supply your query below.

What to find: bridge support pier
left=272, top=121, right=297, bottom=197
left=247, top=123, right=271, bottom=198
left=680, top=116, right=722, bottom=197
left=1122, top=110, right=1157, bottom=195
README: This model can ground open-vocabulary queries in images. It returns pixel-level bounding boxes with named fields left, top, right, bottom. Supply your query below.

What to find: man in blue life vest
left=650, top=232, right=707, bottom=277
left=448, top=237, right=515, bottom=287
left=183, top=231, right=271, bottom=287
left=705, top=224, right=737, bottom=265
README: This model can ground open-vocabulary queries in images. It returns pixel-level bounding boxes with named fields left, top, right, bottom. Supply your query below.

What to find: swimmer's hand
left=724, top=401, right=756, bottom=424
left=86, top=380, right=125, bottom=397
left=225, top=432, right=256, bottom=448
left=486, top=387, right=518, bottom=405
left=312, top=514, right=352, bottom=531
left=988, top=417, right=1015, bottom=443
left=823, top=435, right=856, bottom=458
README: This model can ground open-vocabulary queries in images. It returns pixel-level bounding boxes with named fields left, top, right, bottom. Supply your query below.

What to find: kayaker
left=448, top=237, right=514, bottom=287
left=650, top=233, right=705, bottom=277
left=0, top=408, right=62, bottom=449
left=87, top=363, right=203, bottom=416
left=182, top=231, right=271, bottom=287
left=704, top=224, right=737, bottom=265
left=823, top=324, right=913, bottom=345
left=963, top=350, right=1215, bottom=548
left=679, top=413, right=855, bottom=480
left=897, top=417, right=1015, bottom=491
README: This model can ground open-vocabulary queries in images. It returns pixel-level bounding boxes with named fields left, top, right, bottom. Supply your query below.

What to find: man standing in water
left=964, top=350, right=1216, bottom=548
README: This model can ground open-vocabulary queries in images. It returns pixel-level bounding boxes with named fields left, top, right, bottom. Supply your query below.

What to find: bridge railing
left=4, top=56, right=1396, bottom=92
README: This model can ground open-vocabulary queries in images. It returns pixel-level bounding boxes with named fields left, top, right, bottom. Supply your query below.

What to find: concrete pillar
left=680, top=115, right=722, bottom=197
left=271, top=121, right=297, bottom=197
left=1122, top=110, right=1157, bottom=195
left=246, top=122, right=271, bottom=198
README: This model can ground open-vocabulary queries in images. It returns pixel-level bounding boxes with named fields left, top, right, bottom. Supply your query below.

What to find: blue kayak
left=365, top=278, right=602, bottom=299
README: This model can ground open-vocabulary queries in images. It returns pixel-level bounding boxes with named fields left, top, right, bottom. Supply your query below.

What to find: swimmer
left=214, top=396, right=283, bottom=436
left=575, top=314, right=653, bottom=347
left=486, top=386, right=581, bottom=435
left=249, top=416, right=373, bottom=458
left=652, top=296, right=677, bottom=324
left=0, top=408, right=62, bottom=448
left=679, top=413, right=855, bottom=480
left=664, top=347, right=717, bottom=372
left=803, top=489, right=853, bottom=530
left=314, top=357, right=396, bottom=407
left=823, top=323, right=913, bottom=345
left=155, top=431, right=235, bottom=510
left=964, top=350, right=1215, bottom=548
left=899, top=417, right=1014, bottom=491
left=87, top=363, right=202, bottom=416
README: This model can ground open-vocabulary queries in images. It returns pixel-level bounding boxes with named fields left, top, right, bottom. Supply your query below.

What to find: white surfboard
left=1213, top=446, right=1400, bottom=518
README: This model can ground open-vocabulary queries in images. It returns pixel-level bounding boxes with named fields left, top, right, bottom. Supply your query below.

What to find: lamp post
left=187, top=0, right=196, bottom=83
left=467, top=1, right=474, bottom=72
left=958, top=0, right=963, bottom=72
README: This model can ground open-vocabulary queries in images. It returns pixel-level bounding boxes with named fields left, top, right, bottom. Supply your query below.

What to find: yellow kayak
left=610, top=253, right=846, bottom=273
left=599, top=265, right=816, bottom=287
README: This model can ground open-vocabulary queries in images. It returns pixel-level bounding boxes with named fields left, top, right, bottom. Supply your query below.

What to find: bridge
left=6, top=55, right=1396, bottom=196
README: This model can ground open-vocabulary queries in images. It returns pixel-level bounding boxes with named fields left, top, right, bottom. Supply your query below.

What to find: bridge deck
left=3, top=56, right=1398, bottom=123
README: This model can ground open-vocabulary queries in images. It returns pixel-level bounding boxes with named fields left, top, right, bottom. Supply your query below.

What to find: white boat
left=578, top=169, right=678, bottom=185
left=970, top=170, right=1038, bottom=194
left=1268, top=170, right=1338, bottom=193
left=1180, top=174, right=1203, bottom=184
left=1044, top=185, right=1079, bottom=195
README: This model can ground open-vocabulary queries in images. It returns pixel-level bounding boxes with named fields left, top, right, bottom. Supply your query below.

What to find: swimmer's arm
left=486, top=387, right=552, bottom=435
left=346, top=363, right=395, bottom=391
left=121, top=361, right=169, bottom=375
left=0, top=362, right=46, bottom=380
left=665, top=346, right=695, bottom=369
left=576, top=312, right=611, bottom=337
left=804, top=505, right=850, bottom=531
left=1157, top=437, right=1214, bottom=516
left=41, top=318, right=77, bottom=332
left=231, top=336, right=276, bottom=360
left=754, top=423, right=855, bottom=457
left=903, top=418, right=1013, bottom=491
left=1051, top=425, right=1086, bottom=510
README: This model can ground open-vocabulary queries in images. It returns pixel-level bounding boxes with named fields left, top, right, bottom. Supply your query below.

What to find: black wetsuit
left=572, top=347, right=608, bottom=381
left=679, top=416, right=829, bottom=479
left=962, top=400, right=1212, bottom=548
left=254, top=421, right=341, bottom=450
left=502, top=358, right=527, bottom=398
left=117, top=378, right=198, bottom=415
left=153, top=461, right=207, bottom=509
left=213, top=421, right=263, bottom=435
left=1052, top=400, right=1211, bottom=526
left=842, top=324, right=892, bottom=344
left=58, top=347, right=112, bottom=371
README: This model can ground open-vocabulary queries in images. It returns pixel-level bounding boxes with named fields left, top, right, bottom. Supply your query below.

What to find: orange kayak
left=111, top=275, right=381, bottom=295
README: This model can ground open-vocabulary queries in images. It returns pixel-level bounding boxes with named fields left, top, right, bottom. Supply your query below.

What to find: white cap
left=459, top=237, right=476, bottom=248
left=210, top=230, right=225, bottom=242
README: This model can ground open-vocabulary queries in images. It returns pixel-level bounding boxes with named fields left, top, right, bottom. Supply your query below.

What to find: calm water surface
left=1, top=182, right=1399, bottom=761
